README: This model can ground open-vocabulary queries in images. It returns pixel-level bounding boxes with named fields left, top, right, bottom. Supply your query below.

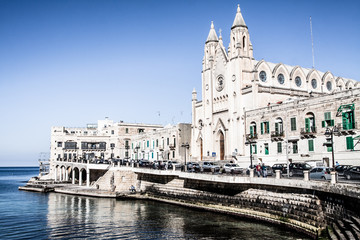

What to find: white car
left=223, top=163, right=243, bottom=174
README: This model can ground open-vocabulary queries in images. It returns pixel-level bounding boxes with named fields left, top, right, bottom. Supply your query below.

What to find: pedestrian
left=262, top=163, right=267, bottom=178
left=336, top=161, right=339, bottom=167
left=256, top=164, right=261, bottom=177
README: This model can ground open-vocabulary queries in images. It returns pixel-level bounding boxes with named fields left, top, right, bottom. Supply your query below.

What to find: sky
left=0, top=0, right=359, bottom=166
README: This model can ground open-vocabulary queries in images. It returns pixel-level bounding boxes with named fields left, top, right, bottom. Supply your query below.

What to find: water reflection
left=47, top=193, right=310, bottom=239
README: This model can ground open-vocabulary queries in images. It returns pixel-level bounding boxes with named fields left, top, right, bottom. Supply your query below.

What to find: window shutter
left=261, top=123, right=264, bottom=134
left=266, top=122, right=270, bottom=133
left=346, top=137, right=354, bottom=150
left=330, top=120, right=334, bottom=126
left=305, top=118, right=310, bottom=132
left=254, top=145, right=257, bottom=154
left=275, top=123, right=279, bottom=133
left=322, top=121, right=325, bottom=128
left=250, top=126, right=254, bottom=135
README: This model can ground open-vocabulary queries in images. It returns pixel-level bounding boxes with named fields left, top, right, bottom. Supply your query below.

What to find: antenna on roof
left=310, top=16, right=315, bottom=69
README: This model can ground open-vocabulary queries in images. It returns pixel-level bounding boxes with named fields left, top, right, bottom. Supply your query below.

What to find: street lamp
left=324, top=126, right=339, bottom=168
left=245, top=135, right=257, bottom=169
left=181, top=143, right=190, bottom=171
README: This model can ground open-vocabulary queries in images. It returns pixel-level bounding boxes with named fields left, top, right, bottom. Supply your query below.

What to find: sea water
left=0, top=167, right=310, bottom=239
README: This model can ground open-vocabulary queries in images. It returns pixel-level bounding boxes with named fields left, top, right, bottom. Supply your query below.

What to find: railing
left=300, top=127, right=317, bottom=134
left=339, top=122, right=357, bottom=131
left=247, top=133, right=258, bottom=139
left=169, top=144, right=176, bottom=150
left=125, top=145, right=130, bottom=150
left=270, top=131, right=284, bottom=138
left=63, top=147, right=78, bottom=150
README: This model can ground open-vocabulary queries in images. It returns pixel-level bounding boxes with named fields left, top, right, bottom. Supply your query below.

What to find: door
left=219, top=131, right=224, bottom=160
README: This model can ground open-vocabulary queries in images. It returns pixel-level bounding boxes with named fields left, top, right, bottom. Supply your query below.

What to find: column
left=303, top=170, right=309, bottom=181
left=331, top=171, right=337, bottom=184
left=86, top=168, right=90, bottom=187
left=249, top=168, right=254, bottom=178
left=54, top=166, right=58, bottom=181
left=79, top=170, right=83, bottom=186
left=275, top=170, right=281, bottom=179
left=72, top=169, right=75, bottom=184
left=65, top=168, right=69, bottom=181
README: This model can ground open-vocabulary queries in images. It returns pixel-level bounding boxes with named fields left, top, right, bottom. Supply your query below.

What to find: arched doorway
left=219, top=131, right=224, bottom=160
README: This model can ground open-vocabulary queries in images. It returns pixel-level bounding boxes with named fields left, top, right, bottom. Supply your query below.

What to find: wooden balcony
left=300, top=127, right=317, bottom=138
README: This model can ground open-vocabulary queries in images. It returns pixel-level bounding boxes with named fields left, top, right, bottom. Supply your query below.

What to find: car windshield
left=231, top=164, right=239, bottom=167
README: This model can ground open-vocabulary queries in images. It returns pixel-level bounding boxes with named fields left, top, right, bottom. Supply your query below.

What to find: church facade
left=190, top=5, right=359, bottom=166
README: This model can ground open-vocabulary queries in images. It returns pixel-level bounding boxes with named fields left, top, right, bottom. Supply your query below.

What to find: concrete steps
left=331, top=217, right=360, bottom=240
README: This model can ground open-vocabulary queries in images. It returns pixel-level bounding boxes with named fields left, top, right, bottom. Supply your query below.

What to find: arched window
left=243, top=36, right=246, bottom=49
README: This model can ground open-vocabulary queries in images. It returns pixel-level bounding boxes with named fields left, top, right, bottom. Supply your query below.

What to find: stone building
left=129, top=123, right=191, bottom=162
left=50, top=118, right=162, bottom=165
left=190, top=5, right=359, bottom=163
left=242, top=88, right=360, bottom=167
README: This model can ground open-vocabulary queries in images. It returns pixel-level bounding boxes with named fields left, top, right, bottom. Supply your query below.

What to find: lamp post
left=245, top=135, right=257, bottom=169
left=181, top=143, right=190, bottom=172
left=324, top=126, right=338, bottom=168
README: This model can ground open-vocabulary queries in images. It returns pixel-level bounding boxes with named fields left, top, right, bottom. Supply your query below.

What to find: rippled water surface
left=0, top=167, right=310, bottom=239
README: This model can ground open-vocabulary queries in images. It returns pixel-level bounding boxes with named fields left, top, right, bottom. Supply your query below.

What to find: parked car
left=272, top=163, right=288, bottom=174
left=168, top=161, right=182, bottom=170
left=343, top=166, right=360, bottom=180
left=186, top=162, right=201, bottom=172
left=309, top=167, right=333, bottom=180
left=265, top=166, right=273, bottom=176
left=223, top=163, right=243, bottom=174
left=335, top=165, right=352, bottom=176
left=288, top=162, right=312, bottom=177
left=202, top=162, right=220, bottom=172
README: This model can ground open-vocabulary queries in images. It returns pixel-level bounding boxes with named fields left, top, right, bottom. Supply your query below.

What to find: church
left=190, top=5, right=359, bottom=167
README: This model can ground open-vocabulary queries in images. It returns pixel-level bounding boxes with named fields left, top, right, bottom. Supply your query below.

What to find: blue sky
left=0, top=0, right=359, bottom=166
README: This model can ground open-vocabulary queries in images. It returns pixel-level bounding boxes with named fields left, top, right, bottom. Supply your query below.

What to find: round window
left=326, top=81, right=332, bottom=91
left=311, top=79, right=317, bottom=89
left=259, top=71, right=267, bottom=82
left=295, top=76, right=302, bottom=87
left=277, top=74, right=285, bottom=84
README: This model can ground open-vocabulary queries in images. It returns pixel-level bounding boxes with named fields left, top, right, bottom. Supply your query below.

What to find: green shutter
left=327, top=146, right=332, bottom=152
left=265, top=144, right=269, bottom=155
left=254, top=144, right=257, bottom=154
left=324, top=112, right=331, bottom=121
left=261, top=122, right=264, bottom=134
left=305, top=118, right=310, bottom=132
left=250, top=126, right=254, bottom=136
left=275, top=122, right=279, bottom=133
left=322, top=121, right=326, bottom=128
left=266, top=121, right=270, bottom=133
left=346, top=137, right=354, bottom=150
left=308, top=139, right=314, bottom=152
left=291, top=118, right=296, bottom=131
left=330, top=119, right=335, bottom=126
left=277, top=142, right=282, bottom=153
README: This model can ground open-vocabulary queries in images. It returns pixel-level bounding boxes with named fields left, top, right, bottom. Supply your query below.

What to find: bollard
left=131, top=162, right=134, bottom=168
left=303, top=170, right=309, bottom=181
left=126, top=162, right=129, bottom=167
left=173, top=164, right=176, bottom=171
left=331, top=171, right=337, bottom=184
left=118, top=161, right=120, bottom=168
left=137, top=163, right=140, bottom=168
left=249, top=168, right=254, bottom=178
left=275, top=170, right=281, bottom=179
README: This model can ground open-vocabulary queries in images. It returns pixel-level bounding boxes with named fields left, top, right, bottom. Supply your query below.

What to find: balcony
left=159, top=145, right=164, bottom=151
left=125, top=145, right=130, bottom=150
left=169, top=144, right=176, bottom=150
left=336, top=122, right=357, bottom=135
left=247, top=133, right=258, bottom=140
left=270, top=131, right=284, bottom=141
left=300, top=127, right=317, bottom=138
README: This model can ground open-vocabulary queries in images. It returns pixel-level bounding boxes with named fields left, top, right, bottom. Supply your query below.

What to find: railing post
left=275, top=170, right=281, bottom=179
left=249, top=168, right=254, bottom=178
left=303, top=170, right=309, bottom=181
left=331, top=171, right=338, bottom=184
